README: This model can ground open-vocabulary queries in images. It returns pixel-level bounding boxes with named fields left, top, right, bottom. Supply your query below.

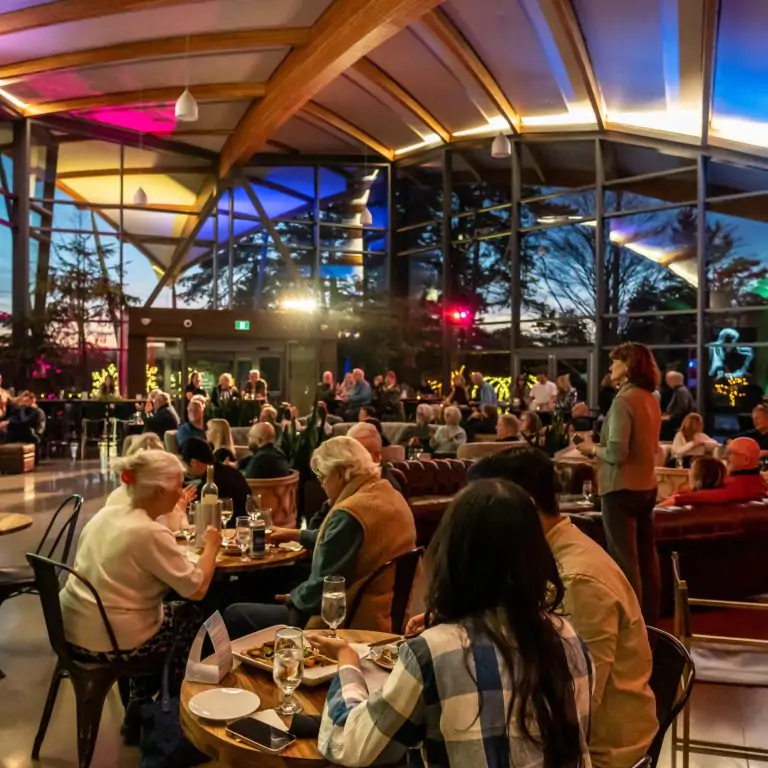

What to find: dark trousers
left=601, top=488, right=661, bottom=625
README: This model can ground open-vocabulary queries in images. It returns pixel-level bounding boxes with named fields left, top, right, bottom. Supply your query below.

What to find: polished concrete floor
left=0, top=460, right=765, bottom=767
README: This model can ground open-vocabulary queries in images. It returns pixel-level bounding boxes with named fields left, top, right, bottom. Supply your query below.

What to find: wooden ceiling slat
left=301, top=102, right=394, bottom=160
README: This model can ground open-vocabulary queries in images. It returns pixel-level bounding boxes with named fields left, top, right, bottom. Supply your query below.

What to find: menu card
left=184, top=610, right=233, bottom=684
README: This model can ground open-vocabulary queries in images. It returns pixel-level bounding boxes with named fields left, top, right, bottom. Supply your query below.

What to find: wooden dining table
left=180, top=539, right=309, bottom=576
left=181, top=629, right=395, bottom=767
left=0, top=513, right=33, bottom=536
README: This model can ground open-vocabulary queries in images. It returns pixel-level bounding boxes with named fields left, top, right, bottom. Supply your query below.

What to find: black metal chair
left=27, top=554, right=165, bottom=768
left=643, top=625, right=696, bottom=767
left=631, top=758, right=652, bottom=768
left=346, top=548, right=424, bottom=633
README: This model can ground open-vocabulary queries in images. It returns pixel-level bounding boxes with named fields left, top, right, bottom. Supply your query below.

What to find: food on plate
left=244, top=641, right=334, bottom=668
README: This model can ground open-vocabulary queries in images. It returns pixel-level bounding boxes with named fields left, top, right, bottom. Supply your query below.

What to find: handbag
left=139, top=643, right=208, bottom=768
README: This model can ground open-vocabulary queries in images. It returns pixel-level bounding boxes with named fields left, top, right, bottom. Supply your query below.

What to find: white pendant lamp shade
left=175, top=88, right=198, bottom=122
left=360, top=206, right=373, bottom=226
left=491, top=133, right=511, bottom=158
left=133, top=186, right=148, bottom=205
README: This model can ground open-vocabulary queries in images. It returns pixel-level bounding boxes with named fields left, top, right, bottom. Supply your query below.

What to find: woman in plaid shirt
left=308, top=479, right=594, bottom=768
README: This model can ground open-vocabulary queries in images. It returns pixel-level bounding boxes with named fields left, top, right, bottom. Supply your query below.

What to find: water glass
left=675, top=455, right=685, bottom=469
left=273, top=627, right=304, bottom=715
left=181, top=505, right=196, bottom=546
left=235, top=516, right=251, bottom=562
left=582, top=481, right=593, bottom=504
left=321, top=575, right=346, bottom=639
left=261, top=507, right=273, bottom=535
left=220, top=498, right=234, bottom=528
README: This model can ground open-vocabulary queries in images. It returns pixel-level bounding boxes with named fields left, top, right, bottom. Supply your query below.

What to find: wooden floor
left=0, top=460, right=765, bottom=767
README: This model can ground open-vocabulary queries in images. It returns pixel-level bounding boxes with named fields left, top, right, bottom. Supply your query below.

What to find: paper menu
left=184, top=610, right=233, bottom=684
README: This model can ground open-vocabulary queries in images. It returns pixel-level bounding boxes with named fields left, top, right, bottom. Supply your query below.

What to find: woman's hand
left=202, top=525, right=221, bottom=551
left=405, top=612, right=426, bottom=636
left=181, top=484, right=198, bottom=506
left=305, top=631, right=351, bottom=661
left=575, top=439, right=594, bottom=457
left=267, top=527, right=299, bottom=544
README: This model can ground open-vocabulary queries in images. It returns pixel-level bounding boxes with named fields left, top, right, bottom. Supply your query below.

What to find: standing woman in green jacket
left=576, top=342, right=662, bottom=624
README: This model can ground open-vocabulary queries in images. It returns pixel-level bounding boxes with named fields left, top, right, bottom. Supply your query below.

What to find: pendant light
left=491, top=133, right=511, bottom=158
left=175, top=88, right=198, bottom=122
left=133, top=186, right=148, bottom=205
left=360, top=206, right=373, bottom=226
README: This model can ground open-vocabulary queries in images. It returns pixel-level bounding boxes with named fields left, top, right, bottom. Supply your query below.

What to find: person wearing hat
left=659, top=436, right=766, bottom=506
left=180, top=438, right=251, bottom=525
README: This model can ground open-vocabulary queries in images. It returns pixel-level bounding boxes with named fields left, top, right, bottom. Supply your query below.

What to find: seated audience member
left=570, top=402, right=593, bottom=433
left=471, top=371, right=498, bottom=408
left=379, top=371, right=404, bottom=421
left=430, top=405, right=467, bottom=456
left=97, top=374, right=119, bottom=400
left=243, top=423, right=291, bottom=480
left=336, top=372, right=354, bottom=401
left=176, top=398, right=206, bottom=448
left=496, top=412, right=521, bottom=442
left=663, top=370, right=694, bottom=430
left=467, top=403, right=498, bottom=439
left=400, top=403, right=435, bottom=449
left=555, top=373, right=578, bottom=416
left=520, top=410, right=543, bottom=447
left=347, top=421, right=401, bottom=492
left=225, top=437, right=416, bottom=634
left=0, top=372, right=11, bottom=418
left=735, top=403, right=768, bottom=450
left=1, top=391, right=45, bottom=447
left=309, top=477, right=592, bottom=768
left=242, top=369, right=268, bottom=401
left=512, top=374, right=530, bottom=410
left=672, top=413, right=718, bottom=460
left=181, top=438, right=251, bottom=524
left=359, top=416, right=390, bottom=447
left=210, top=372, right=239, bottom=408
left=529, top=371, right=557, bottom=412
left=358, top=405, right=377, bottom=422
left=416, top=375, right=435, bottom=397
left=660, top=436, right=766, bottom=506
left=689, top=456, right=727, bottom=492
left=206, top=417, right=237, bottom=464
left=345, top=368, right=372, bottom=420
left=443, top=374, right=469, bottom=407
left=316, top=371, right=336, bottom=412
left=185, top=372, right=206, bottom=406
left=258, top=404, right=284, bottom=442
left=59, top=450, right=221, bottom=715
left=435, top=450, right=657, bottom=768
left=142, top=391, right=179, bottom=440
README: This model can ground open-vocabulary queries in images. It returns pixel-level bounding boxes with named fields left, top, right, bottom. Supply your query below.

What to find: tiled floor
left=0, top=460, right=765, bottom=767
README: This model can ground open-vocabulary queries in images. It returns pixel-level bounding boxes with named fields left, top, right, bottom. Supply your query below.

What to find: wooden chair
left=346, top=548, right=424, bottom=634
left=671, top=551, right=768, bottom=766
left=27, top=554, right=166, bottom=768
left=246, top=470, right=300, bottom=528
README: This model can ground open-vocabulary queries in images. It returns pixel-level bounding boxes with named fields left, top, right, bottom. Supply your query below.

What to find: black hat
left=180, top=437, right=214, bottom=465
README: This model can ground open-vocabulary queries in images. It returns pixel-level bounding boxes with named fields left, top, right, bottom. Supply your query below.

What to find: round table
left=215, top=544, right=308, bottom=575
left=181, top=629, right=394, bottom=767
left=0, top=513, right=33, bottom=536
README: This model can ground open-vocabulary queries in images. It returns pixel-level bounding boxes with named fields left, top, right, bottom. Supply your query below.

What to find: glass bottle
left=197, top=465, right=219, bottom=548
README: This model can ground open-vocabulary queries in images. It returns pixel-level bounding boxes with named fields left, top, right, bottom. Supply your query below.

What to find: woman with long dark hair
left=575, top=341, right=662, bottom=624
left=308, top=479, right=592, bottom=768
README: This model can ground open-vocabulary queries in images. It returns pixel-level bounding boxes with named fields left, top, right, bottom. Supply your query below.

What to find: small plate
left=278, top=541, right=303, bottom=552
left=188, top=688, right=260, bottom=721
left=370, top=646, right=398, bottom=671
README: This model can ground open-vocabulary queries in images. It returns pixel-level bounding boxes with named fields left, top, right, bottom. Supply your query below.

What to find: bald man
left=347, top=421, right=402, bottom=493
left=243, top=421, right=291, bottom=480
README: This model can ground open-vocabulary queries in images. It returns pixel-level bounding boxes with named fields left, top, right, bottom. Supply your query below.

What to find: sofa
left=331, top=421, right=438, bottom=445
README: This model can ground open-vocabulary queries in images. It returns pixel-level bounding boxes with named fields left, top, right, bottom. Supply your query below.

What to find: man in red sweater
left=662, top=437, right=766, bottom=506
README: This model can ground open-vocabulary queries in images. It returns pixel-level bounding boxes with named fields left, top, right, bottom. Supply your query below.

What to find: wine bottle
left=196, top=465, right=219, bottom=548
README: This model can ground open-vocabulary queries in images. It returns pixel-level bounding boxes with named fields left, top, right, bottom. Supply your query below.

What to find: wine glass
left=273, top=626, right=304, bottom=716
left=261, top=507, right=273, bottom=536
left=180, top=505, right=196, bottom=548
left=246, top=493, right=262, bottom=523
left=220, top=498, right=234, bottom=528
left=321, top=575, right=346, bottom=639
left=582, top=481, right=593, bottom=505
left=675, top=455, right=685, bottom=470
left=235, top=516, right=251, bottom=562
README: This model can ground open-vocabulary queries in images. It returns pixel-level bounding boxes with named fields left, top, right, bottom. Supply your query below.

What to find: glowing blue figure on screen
left=708, top=328, right=753, bottom=379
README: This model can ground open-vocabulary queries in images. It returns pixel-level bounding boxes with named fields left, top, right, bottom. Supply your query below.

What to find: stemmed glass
left=220, top=498, right=234, bottom=528
left=321, top=575, right=346, bottom=639
left=273, top=627, right=304, bottom=715
left=181, top=505, right=196, bottom=548
left=582, top=481, right=593, bottom=505
left=234, top=516, right=251, bottom=562
left=246, top=493, right=262, bottom=523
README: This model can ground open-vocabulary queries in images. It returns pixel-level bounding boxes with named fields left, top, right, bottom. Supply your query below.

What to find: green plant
left=277, top=403, right=327, bottom=476
left=543, top=412, right=570, bottom=457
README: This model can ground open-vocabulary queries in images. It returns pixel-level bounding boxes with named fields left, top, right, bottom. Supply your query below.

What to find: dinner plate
left=188, top=688, right=260, bottom=721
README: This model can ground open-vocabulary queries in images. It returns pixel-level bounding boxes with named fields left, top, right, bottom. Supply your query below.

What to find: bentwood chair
left=671, top=551, right=768, bottom=766
left=346, top=548, right=424, bottom=634
left=27, top=554, right=166, bottom=768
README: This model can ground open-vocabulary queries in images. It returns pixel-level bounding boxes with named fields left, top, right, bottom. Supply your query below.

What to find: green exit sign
left=234, top=320, right=250, bottom=331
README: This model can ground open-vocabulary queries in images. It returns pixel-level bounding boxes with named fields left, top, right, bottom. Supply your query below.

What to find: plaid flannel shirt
left=318, top=617, right=594, bottom=768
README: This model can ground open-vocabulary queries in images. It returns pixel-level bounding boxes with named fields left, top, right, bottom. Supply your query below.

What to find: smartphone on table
left=572, top=435, right=585, bottom=445
left=225, top=717, right=297, bottom=754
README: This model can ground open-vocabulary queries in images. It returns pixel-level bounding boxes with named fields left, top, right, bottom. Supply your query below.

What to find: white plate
left=231, top=625, right=370, bottom=687
left=278, top=541, right=303, bottom=552
left=188, top=688, right=260, bottom=721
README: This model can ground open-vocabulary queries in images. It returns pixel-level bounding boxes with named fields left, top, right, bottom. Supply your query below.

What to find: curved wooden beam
left=0, top=0, right=204, bottom=36
left=420, top=8, right=521, bottom=132
left=25, top=83, right=267, bottom=117
left=301, top=102, right=394, bottom=160
left=0, top=29, right=310, bottom=82
left=350, top=58, right=449, bottom=143
left=219, top=0, right=444, bottom=177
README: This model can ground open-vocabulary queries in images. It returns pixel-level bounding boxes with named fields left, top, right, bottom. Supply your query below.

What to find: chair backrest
left=671, top=551, right=692, bottom=642
left=631, top=757, right=652, bottom=768
left=164, top=429, right=180, bottom=456
left=26, top=553, right=121, bottom=660
left=346, top=548, right=424, bottom=633
left=246, top=470, right=300, bottom=528
left=457, top=441, right=527, bottom=460
left=36, top=494, right=83, bottom=564
left=646, top=625, right=695, bottom=764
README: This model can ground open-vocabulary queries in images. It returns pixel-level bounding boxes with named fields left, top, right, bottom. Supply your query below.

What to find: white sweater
left=60, top=501, right=203, bottom=651
left=671, top=431, right=718, bottom=457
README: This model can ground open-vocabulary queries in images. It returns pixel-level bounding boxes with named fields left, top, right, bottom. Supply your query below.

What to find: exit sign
left=234, top=320, right=250, bottom=331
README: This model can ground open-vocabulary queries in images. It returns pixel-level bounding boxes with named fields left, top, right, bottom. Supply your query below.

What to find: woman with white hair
left=401, top=402, right=435, bottom=449
left=225, top=436, right=416, bottom=636
left=210, top=372, right=239, bottom=409
left=60, top=450, right=221, bottom=715
left=142, top=390, right=179, bottom=440
left=430, top=405, right=467, bottom=456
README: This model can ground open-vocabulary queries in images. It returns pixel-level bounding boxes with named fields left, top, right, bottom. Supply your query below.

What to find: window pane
left=522, top=189, right=596, bottom=228
left=520, top=317, right=596, bottom=347
left=604, top=313, right=697, bottom=346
